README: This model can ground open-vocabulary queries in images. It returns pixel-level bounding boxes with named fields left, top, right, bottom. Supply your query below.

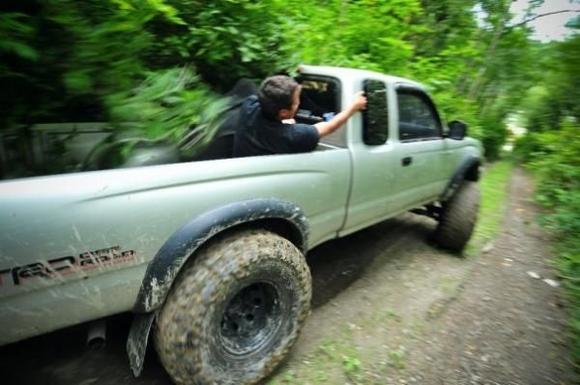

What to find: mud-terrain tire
left=435, top=181, right=480, bottom=253
left=154, top=229, right=312, bottom=385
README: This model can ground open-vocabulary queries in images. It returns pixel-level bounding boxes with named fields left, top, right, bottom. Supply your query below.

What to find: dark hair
left=258, top=75, right=299, bottom=120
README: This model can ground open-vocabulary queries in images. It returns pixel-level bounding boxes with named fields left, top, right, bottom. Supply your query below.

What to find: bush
left=513, top=132, right=542, bottom=162
left=522, top=122, right=580, bottom=365
left=479, top=111, right=508, bottom=161
left=107, top=67, right=228, bottom=145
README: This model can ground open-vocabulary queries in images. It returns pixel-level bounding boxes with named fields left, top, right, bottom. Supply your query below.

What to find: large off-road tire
left=154, top=229, right=312, bottom=385
left=434, top=181, right=480, bottom=253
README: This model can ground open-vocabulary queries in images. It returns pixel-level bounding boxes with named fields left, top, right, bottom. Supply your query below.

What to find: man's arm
left=314, top=92, right=367, bottom=137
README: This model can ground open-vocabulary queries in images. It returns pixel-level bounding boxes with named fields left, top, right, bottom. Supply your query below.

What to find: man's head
left=258, top=75, right=301, bottom=121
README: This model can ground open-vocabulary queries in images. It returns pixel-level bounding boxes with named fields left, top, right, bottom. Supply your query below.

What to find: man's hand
left=350, top=91, right=367, bottom=112
left=314, top=91, right=368, bottom=138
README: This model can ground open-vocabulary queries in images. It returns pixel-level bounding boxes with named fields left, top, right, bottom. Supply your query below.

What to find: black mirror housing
left=447, top=120, right=467, bottom=140
left=362, top=80, right=389, bottom=145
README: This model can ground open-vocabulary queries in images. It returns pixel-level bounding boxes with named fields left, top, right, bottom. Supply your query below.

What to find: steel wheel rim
left=219, top=282, right=282, bottom=356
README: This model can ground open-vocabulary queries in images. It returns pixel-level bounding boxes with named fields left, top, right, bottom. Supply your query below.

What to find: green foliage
left=513, top=131, right=543, bottom=162
left=342, top=353, right=362, bottom=377
left=0, top=0, right=574, bottom=167
left=518, top=122, right=580, bottom=366
left=0, top=13, right=38, bottom=61
left=147, top=0, right=290, bottom=87
left=528, top=124, right=580, bottom=240
left=107, top=67, right=229, bottom=157
left=519, top=85, right=555, bottom=133
left=0, top=0, right=174, bottom=128
left=1, top=0, right=548, bottom=161
left=479, top=106, right=508, bottom=160
left=281, top=0, right=423, bottom=73
left=520, top=35, right=580, bottom=133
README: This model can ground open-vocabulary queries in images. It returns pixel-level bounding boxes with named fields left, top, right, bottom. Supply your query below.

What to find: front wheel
left=434, top=181, right=480, bottom=253
left=154, top=229, right=312, bottom=385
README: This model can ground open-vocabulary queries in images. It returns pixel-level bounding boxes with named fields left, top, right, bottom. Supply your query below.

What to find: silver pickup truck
left=0, top=65, right=482, bottom=385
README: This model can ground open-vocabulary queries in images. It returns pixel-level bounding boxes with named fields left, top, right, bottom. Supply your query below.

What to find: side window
left=363, top=80, right=388, bottom=145
left=296, top=75, right=345, bottom=147
left=397, top=91, right=442, bottom=141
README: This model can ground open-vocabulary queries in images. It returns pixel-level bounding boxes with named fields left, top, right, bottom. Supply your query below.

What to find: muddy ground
left=1, top=168, right=577, bottom=385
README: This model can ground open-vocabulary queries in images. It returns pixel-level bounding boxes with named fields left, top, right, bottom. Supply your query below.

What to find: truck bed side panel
left=0, top=149, right=350, bottom=344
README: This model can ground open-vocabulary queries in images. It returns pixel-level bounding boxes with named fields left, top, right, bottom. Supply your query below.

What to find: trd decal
left=0, top=246, right=136, bottom=287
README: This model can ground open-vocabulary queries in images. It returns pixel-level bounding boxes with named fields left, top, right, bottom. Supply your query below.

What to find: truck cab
left=296, top=65, right=479, bottom=235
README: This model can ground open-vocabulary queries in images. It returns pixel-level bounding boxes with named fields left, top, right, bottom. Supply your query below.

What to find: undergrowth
left=516, top=123, right=580, bottom=368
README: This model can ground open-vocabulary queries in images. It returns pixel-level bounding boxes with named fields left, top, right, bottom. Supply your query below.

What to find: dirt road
left=1, top=168, right=576, bottom=385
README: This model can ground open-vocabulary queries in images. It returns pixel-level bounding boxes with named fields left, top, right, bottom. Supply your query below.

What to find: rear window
left=0, top=123, right=114, bottom=180
left=295, top=75, right=344, bottom=147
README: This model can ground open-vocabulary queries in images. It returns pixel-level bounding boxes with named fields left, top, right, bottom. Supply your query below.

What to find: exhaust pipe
left=87, top=319, right=107, bottom=349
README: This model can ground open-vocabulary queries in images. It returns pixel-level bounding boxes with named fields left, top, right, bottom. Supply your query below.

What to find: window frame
left=396, top=84, right=443, bottom=143
left=295, top=74, right=344, bottom=147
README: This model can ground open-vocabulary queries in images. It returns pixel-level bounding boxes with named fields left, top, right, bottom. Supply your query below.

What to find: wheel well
left=167, top=219, right=306, bottom=291
left=464, top=162, right=480, bottom=182
left=127, top=218, right=308, bottom=376
left=212, top=218, right=305, bottom=252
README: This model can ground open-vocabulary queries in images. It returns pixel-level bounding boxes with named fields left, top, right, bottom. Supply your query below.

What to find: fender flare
left=441, top=156, right=481, bottom=201
left=127, top=198, right=309, bottom=376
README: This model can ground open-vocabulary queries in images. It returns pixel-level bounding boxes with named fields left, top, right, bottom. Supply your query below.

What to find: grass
left=386, top=348, right=406, bottom=369
left=466, top=160, right=514, bottom=254
left=268, top=317, right=406, bottom=384
left=438, top=276, right=461, bottom=296
left=267, top=330, right=404, bottom=385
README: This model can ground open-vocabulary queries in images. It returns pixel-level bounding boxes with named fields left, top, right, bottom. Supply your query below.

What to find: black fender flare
left=127, top=198, right=309, bottom=376
left=441, top=156, right=481, bottom=201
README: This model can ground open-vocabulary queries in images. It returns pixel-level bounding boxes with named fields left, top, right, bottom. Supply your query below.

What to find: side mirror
left=447, top=120, right=467, bottom=140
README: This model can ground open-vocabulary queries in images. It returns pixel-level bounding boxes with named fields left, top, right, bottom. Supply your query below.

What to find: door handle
left=402, top=156, right=413, bottom=166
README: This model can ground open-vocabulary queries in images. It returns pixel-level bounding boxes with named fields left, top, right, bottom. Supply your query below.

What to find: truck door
left=392, top=86, right=448, bottom=207
left=341, top=79, right=401, bottom=234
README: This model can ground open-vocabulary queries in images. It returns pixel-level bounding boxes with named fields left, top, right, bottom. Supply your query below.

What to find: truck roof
left=297, top=64, right=426, bottom=90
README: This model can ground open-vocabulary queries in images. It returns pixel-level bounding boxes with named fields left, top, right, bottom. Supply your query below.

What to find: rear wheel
left=154, top=229, right=311, bottom=385
left=434, top=181, right=480, bottom=253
